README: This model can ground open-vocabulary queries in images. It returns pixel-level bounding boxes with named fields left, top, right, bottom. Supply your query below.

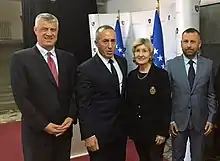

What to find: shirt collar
left=36, top=42, right=56, bottom=57
left=97, top=52, right=116, bottom=64
left=183, top=54, right=197, bottom=65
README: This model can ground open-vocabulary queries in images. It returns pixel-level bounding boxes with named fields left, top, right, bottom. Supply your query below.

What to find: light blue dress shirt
left=183, top=54, right=197, bottom=75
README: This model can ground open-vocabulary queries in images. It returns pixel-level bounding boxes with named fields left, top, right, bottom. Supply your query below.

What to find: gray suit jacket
left=166, top=55, right=216, bottom=132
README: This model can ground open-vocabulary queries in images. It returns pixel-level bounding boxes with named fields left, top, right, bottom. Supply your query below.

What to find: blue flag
left=115, top=19, right=125, bottom=57
left=152, top=10, right=165, bottom=68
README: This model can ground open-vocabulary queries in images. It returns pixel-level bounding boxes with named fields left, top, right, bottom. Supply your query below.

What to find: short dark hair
left=182, top=28, right=200, bottom=37
left=95, top=25, right=115, bottom=41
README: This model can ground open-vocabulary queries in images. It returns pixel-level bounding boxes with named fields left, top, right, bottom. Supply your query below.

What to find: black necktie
left=109, top=59, right=120, bottom=93
left=188, top=60, right=195, bottom=89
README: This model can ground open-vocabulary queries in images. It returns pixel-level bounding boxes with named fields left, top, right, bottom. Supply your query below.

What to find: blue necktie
left=188, top=60, right=195, bottom=89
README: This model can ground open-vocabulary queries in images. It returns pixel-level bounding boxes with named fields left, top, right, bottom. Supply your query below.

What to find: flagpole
left=115, top=9, right=125, bottom=57
left=156, top=0, right=160, bottom=15
left=153, top=0, right=165, bottom=68
left=117, top=9, right=120, bottom=20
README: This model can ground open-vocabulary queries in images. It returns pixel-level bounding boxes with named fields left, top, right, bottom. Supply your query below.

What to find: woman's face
left=134, top=44, right=152, bottom=65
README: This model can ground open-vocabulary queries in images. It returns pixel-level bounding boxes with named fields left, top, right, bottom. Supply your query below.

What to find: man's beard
left=183, top=49, right=199, bottom=58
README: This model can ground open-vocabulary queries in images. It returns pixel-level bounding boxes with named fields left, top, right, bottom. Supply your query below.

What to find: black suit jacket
left=126, top=64, right=171, bottom=141
left=214, top=65, right=220, bottom=126
left=10, top=46, right=77, bottom=133
left=76, top=54, right=127, bottom=145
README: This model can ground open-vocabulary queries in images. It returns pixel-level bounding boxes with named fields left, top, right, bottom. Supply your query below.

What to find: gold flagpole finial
left=117, top=10, right=120, bottom=20
left=156, top=0, right=160, bottom=14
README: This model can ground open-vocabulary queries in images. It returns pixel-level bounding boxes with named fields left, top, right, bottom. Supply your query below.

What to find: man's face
left=34, top=19, right=58, bottom=51
left=95, top=29, right=116, bottom=59
left=181, top=32, right=201, bottom=58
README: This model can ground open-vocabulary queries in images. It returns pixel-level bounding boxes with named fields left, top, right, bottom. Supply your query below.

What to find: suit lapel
left=94, top=54, right=112, bottom=76
left=32, top=46, right=58, bottom=88
left=114, top=56, right=126, bottom=79
left=56, top=49, right=64, bottom=89
left=179, top=56, right=191, bottom=91
left=191, top=56, right=204, bottom=92
left=94, top=54, right=126, bottom=95
left=115, top=56, right=126, bottom=95
left=147, top=63, right=156, bottom=82
left=145, top=64, right=158, bottom=84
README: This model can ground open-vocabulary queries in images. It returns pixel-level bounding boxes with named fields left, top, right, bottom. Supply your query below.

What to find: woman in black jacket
left=126, top=38, right=172, bottom=161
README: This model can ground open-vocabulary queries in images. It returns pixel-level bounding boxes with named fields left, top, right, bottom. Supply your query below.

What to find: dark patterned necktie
left=108, top=59, right=120, bottom=93
left=47, top=52, right=59, bottom=86
left=188, top=60, right=195, bottom=89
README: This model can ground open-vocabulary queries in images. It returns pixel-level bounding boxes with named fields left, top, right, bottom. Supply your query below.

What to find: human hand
left=155, top=135, right=166, bottom=145
left=169, top=122, right=179, bottom=137
left=85, top=135, right=99, bottom=152
left=204, top=122, right=213, bottom=136
left=44, top=123, right=65, bottom=135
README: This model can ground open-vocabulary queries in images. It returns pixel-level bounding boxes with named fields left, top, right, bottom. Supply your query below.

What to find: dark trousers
left=133, top=139, right=165, bottom=161
left=88, top=138, right=127, bottom=161
left=172, top=128, right=205, bottom=161
left=204, top=127, right=220, bottom=159
left=22, top=128, right=71, bottom=161
left=213, top=128, right=220, bottom=156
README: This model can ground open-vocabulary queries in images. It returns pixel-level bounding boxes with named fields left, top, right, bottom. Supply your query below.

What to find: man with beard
left=165, top=28, right=216, bottom=161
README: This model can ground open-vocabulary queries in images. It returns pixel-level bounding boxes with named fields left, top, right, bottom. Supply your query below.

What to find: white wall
left=105, top=0, right=220, bottom=13
left=0, top=0, right=219, bottom=41
left=201, top=0, right=220, bottom=5
left=0, top=0, right=22, bottom=41
left=106, top=0, right=157, bottom=13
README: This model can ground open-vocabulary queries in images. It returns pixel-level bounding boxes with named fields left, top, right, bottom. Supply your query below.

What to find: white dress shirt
left=97, top=52, right=123, bottom=94
left=183, top=54, right=197, bottom=75
left=170, top=54, right=197, bottom=125
left=36, top=43, right=59, bottom=73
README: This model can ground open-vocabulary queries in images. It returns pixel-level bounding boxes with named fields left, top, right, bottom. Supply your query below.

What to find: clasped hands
left=44, top=117, right=73, bottom=136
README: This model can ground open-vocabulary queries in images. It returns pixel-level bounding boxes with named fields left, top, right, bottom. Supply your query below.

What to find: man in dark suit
left=166, top=28, right=216, bottom=161
left=76, top=25, right=127, bottom=161
left=213, top=65, right=220, bottom=157
left=10, top=13, right=77, bottom=161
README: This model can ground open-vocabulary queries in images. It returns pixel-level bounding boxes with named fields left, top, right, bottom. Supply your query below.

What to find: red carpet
left=0, top=122, right=23, bottom=161
left=71, top=140, right=139, bottom=161
left=0, top=122, right=167, bottom=161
